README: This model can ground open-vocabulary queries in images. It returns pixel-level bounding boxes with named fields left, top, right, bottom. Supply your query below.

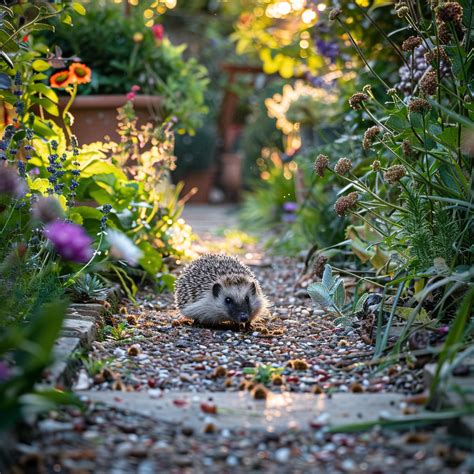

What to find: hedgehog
left=174, top=254, right=268, bottom=325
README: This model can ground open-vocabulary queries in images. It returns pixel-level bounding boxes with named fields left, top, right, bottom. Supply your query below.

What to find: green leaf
left=333, top=279, right=345, bottom=309
left=72, top=2, right=87, bottom=15
left=354, top=293, right=370, bottom=313
left=322, top=264, right=333, bottom=290
left=74, top=206, right=103, bottom=222
left=382, top=305, right=431, bottom=323
left=30, top=83, right=58, bottom=103
left=307, top=283, right=332, bottom=308
left=32, top=59, right=50, bottom=72
left=138, top=241, right=163, bottom=277
left=32, top=97, right=59, bottom=116
left=62, top=13, right=73, bottom=25
left=430, top=288, right=474, bottom=400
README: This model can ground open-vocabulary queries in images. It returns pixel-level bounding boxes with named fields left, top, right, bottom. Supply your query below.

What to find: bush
left=44, top=3, right=209, bottom=134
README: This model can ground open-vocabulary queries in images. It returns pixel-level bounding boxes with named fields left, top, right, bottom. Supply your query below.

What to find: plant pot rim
left=58, top=94, right=161, bottom=109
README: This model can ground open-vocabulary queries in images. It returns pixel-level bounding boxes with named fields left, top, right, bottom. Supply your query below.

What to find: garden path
left=13, top=206, right=469, bottom=472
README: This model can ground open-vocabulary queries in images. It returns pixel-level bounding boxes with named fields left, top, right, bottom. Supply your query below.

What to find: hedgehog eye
left=245, top=295, right=250, bottom=303
left=225, top=297, right=232, bottom=304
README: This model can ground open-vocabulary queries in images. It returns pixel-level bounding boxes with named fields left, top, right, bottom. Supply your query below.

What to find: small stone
left=226, top=455, right=239, bottom=467
left=275, top=447, right=290, bottom=463
left=74, top=369, right=91, bottom=391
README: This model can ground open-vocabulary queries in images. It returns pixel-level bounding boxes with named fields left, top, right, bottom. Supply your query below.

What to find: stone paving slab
left=79, top=390, right=405, bottom=432
left=41, top=337, right=81, bottom=388
left=181, top=204, right=239, bottom=237
left=61, top=318, right=97, bottom=345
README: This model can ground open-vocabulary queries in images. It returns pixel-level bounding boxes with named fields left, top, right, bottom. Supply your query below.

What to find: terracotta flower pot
left=178, top=166, right=216, bottom=203
left=58, top=95, right=161, bottom=145
left=220, top=152, right=242, bottom=202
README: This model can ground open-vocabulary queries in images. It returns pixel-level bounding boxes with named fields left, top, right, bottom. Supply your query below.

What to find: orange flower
left=69, top=63, right=91, bottom=84
left=50, top=70, right=72, bottom=88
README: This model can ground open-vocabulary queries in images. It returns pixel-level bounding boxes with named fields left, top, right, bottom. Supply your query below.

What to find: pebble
left=275, top=447, right=291, bottom=463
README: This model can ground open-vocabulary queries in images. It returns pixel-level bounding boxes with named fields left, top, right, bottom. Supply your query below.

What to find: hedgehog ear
left=249, top=282, right=257, bottom=296
left=212, top=283, right=222, bottom=298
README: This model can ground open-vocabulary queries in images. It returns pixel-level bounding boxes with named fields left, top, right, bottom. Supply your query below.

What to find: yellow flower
left=133, top=32, right=144, bottom=43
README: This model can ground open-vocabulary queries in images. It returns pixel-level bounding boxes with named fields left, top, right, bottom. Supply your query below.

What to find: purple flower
left=315, top=39, right=339, bottom=62
left=0, top=361, right=11, bottom=382
left=44, top=220, right=93, bottom=263
left=282, top=213, right=297, bottom=223
left=283, top=201, right=298, bottom=213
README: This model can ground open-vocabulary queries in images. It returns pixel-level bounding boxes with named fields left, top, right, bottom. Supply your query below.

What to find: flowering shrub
left=44, top=3, right=209, bottom=133
left=0, top=1, right=193, bottom=428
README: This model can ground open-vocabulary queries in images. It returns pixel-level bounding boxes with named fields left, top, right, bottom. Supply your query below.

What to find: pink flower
left=126, top=92, right=136, bottom=101
left=151, top=24, right=164, bottom=41
left=44, top=220, right=93, bottom=263
left=131, top=85, right=140, bottom=92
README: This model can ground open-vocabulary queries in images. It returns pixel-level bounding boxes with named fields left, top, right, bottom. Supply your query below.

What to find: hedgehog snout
left=238, top=312, right=249, bottom=323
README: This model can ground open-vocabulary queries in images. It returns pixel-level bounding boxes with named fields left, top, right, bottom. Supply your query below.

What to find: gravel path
left=9, top=210, right=471, bottom=473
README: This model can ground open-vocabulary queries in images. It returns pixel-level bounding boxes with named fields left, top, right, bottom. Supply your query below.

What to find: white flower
left=107, top=230, right=143, bottom=266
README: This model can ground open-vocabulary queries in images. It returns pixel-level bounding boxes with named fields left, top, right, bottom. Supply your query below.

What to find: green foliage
left=307, top=264, right=347, bottom=317
left=0, top=298, right=80, bottom=431
left=80, top=355, right=112, bottom=377
left=243, top=364, right=284, bottom=385
left=173, top=125, right=217, bottom=179
left=44, top=4, right=209, bottom=133
left=102, top=321, right=129, bottom=341
left=69, top=273, right=108, bottom=302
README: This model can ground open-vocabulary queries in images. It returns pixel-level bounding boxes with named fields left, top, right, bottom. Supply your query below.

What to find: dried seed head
left=402, top=139, right=413, bottom=157
left=371, top=160, right=381, bottom=172
left=334, top=157, right=352, bottom=175
left=314, top=154, right=329, bottom=177
left=396, top=5, right=409, bottom=17
left=312, top=255, right=328, bottom=279
left=271, top=374, right=284, bottom=386
left=408, top=97, right=431, bottom=114
left=252, top=384, right=268, bottom=400
left=438, top=19, right=465, bottom=44
left=401, top=36, right=422, bottom=51
left=420, top=70, right=438, bottom=95
left=383, top=164, right=407, bottom=184
left=31, top=196, right=64, bottom=223
left=348, top=92, right=369, bottom=110
left=0, top=166, right=26, bottom=198
left=328, top=7, right=342, bottom=21
left=214, top=366, right=227, bottom=378
left=424, top=46, right=450, bottom=65
left=289, top=359, right=309, bottom=370
left=363, top=126, right=381, bottom=150
left=436, top=2, right=463, bottom=22
left=334, top=192, right=358, bottom=216
left=127, top=345, right=140, bottom=356
left=387, top=88, right=397, bottom=96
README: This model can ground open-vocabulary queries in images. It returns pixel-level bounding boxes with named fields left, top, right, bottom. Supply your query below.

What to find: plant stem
left=62, top=83, right=77, bottom=143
